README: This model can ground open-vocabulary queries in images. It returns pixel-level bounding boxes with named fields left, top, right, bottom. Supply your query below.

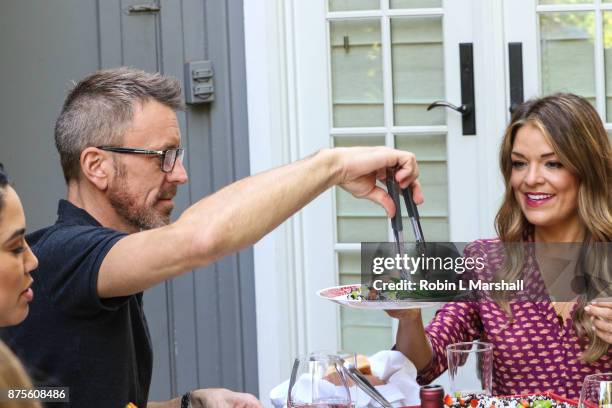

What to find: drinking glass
left=446, top=341, right=493, bottom=397
left=287, top=353, right=352, bottom=408
left=579, top=373, right=612, bottom=408
left=310, top=351, right=358, bottom=406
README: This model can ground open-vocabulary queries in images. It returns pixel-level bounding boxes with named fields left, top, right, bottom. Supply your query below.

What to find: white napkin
left=269, top=350, right=420, bottom=408
left=369, top=350, right=420, bottom=406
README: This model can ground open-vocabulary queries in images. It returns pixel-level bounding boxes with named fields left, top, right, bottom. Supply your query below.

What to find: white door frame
left=244, top=0, right=335, bottom=403
left=503, top=0, right=540, bottom=102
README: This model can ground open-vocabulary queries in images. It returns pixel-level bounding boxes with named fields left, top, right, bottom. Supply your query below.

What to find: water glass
left=579, top=373, right=612, bottom=408
left=311, top=351, right=358, bottom=405
left=287, top=353, right=352, bottom=408
left=446, top=341, right=493, bottom=396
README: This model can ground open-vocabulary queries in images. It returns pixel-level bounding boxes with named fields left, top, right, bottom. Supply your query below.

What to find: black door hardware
left=508, top=42, right=524, bottom=115
left=426, top=43, right=476, bottom=135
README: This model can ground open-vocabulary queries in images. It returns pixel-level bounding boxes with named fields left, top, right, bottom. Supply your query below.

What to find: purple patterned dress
left=416, top=239, right=612, bottom=399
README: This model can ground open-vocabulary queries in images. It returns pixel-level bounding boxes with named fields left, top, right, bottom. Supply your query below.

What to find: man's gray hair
left=55, top=67, right=184, bottom=183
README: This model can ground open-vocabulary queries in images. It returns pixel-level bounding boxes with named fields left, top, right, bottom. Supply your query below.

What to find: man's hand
left=334, top=146, right=422, bottom=217
left=585, top=301, right=612, bottom=344
left=190, top=388, right=262, bottom=408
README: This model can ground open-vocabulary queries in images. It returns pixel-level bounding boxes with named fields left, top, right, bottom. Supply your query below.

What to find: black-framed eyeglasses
left=97, top=146, right=185, bottom=173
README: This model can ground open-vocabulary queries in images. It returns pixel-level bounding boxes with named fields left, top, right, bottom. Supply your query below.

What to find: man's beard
left=108, top=162, right=175, bottom=230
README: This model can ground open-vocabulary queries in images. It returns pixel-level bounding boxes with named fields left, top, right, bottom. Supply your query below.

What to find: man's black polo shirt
left=1, top=200, right=153, bottom=407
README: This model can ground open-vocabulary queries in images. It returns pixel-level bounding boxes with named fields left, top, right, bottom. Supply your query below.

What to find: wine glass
left=287, top=353, right=352, bottom=408
left=579, top=373, right=612, bottom=408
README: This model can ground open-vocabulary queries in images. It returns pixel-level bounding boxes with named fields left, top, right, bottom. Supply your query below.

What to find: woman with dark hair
left=0, top=165, right=38, bottom=326
left=389, top=93, right=611, bottom=399
left=0, top=164, right=40, bottom=408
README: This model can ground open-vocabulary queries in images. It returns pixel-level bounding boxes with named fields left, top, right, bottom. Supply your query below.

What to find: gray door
left=0, top=0, right=258, bottom=401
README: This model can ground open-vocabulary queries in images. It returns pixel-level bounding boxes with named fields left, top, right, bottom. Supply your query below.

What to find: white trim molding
left=472, top=0, right=507, bottom=238
left=244, top=0, right=338, bottom=404
left=244, top=0, right=297, bottom=404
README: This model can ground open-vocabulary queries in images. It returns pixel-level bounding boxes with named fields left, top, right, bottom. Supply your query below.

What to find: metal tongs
left=385, top=167, right=428, bottom=278
left=343, top=365, right=393, bottom=408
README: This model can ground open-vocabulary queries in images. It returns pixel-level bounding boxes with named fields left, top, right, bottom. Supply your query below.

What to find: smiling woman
left=498, top=93, right=611, bottom=244
left=496, top=93, right=612, bottom=362
left=390, top=93, right=612, bottom=399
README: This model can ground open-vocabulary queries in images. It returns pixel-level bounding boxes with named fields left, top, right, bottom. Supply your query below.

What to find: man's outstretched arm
left=98, top=146, right=422, bottom=298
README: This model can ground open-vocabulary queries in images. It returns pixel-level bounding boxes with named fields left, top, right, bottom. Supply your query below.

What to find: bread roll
left=323, top=354, right=385, bottom=386
left=355, top=354, right=371, bottom=375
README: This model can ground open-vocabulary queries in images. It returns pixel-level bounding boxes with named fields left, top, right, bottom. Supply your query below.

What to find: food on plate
left=347, top=281, right=418, bottom=301
left=347, top=277, right=457, bottom=302
left=443, top=394, right=575, bottom=408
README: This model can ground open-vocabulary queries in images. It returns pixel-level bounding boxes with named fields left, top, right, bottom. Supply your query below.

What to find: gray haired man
left=1, top=67, right=422, bottom=407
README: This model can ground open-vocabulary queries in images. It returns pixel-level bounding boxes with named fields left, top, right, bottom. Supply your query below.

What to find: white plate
left=316, top=284, right=442, bottom=310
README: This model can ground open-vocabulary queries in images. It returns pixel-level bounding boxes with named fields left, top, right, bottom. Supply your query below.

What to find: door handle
left=427, top=101, right=471, bottom=115
left=427, top=43, right=476, bottom=136
left=508, top=42, right=524, bottom=114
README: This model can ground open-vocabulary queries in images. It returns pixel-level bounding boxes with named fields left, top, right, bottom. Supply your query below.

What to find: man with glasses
left=1, top=67, right=423, bottom=408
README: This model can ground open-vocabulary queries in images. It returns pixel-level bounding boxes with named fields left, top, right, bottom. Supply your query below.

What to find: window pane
left=337, top=217, right=388, bottom=242
left=341, top=323, right=392, bottom=355
left=401, top=216, right=449, bottom=241
left=338, top=252, right=392, bottom=354
left=333, top=135, right=385, bottom=147
left=539, top=0, right=592, bottom=4
left=330, top=19, right=384, bottom=127
left=391, top=17, right=445, bottom=126
left=605, top=12, right=612, bottom=121
left=390, top=0, right=442, bottom=8
left=395, top=133, right=446, bottom=160
left=338, top=252, right=361, bottom=279
left=329, top=0, right=380, bottom=11
left=540, top=12, right=596, bottom=106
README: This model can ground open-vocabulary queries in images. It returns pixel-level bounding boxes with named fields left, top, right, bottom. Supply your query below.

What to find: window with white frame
left=535, top=0, right=612, bottom=136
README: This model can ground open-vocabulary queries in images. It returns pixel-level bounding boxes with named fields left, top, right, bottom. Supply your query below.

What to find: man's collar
left=57, top=199, right=103, bottom=227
